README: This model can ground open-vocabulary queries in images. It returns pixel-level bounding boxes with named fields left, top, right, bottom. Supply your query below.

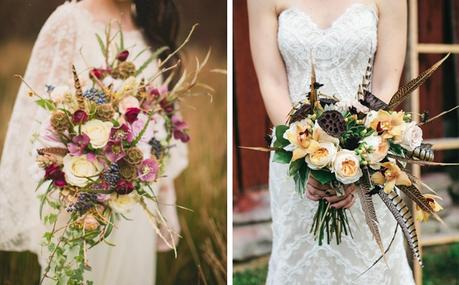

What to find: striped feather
left=398, top=185, right=433, bottom=213
left=309, top=63, right=318, bottom=107
left=378, top=190, right=423, bottom=267
left=357, top=168, right=386, bottom=262
left=387, top=54, right=450, bottom=110
left=387, top=154, right=459, bottom=166
left=72, top=65, right=85, bottom=110
left=37, top=147, right=68, bottom=157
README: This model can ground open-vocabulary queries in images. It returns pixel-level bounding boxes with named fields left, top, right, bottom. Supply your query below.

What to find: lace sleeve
left=0, top=2, right=77, bottom=254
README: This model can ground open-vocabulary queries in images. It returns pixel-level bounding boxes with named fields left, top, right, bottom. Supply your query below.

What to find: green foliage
left=290, top=160, right=309, bottom=195
left=389, top=140, right=405, bottom=156
left=233, top=266, right=268, bottom=285
left=423, top=243, right=459, bottom=285
left=136, top=46, right=169, bottom=76
left=273, top=125, right=290, bottom=148
left=272, top=150, right=292, bottom=164
left=310, top=169, right=335, bottom=185
left=35, top=98, right=55, bottom=111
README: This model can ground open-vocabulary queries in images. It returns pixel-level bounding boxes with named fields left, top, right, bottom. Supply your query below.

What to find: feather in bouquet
left=243, top=53, right=459, bottom=268
left=20, top=24, right=212, bottom=284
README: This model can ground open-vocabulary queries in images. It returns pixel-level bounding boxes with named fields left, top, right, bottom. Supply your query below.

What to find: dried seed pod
left=406, top=144, right=434, bottom=162
left=112, top=61, right=136, bottom=80
left=50, top=111, right=70, bottom=133
left=95, top=104, right=115, bottom=121
left=125, top=147, right=144, bottom=165
left=359, top=90, right=388, bottom=111
left=317, top=110, right=346, bottom=138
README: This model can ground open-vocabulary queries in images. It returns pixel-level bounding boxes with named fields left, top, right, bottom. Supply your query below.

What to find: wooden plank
left=424, top=137, right=459, bottom=150
left=421, top=233, right=459, bottom=247
left=417, top=43, right=459, bottom=54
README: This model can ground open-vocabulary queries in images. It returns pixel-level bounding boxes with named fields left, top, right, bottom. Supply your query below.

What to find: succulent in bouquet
left=20, top=24, right=213, bottom=284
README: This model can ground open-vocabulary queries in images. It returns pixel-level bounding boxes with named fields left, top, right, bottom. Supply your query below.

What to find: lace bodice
left=267, top=3, right=415, bottom=285
left=0, top=2, right=187, bottom=282
left=278, top=3, right=377, bottom=103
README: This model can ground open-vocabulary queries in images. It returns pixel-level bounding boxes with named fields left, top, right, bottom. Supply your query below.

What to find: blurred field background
left=0, top=0, right=227, bottom=284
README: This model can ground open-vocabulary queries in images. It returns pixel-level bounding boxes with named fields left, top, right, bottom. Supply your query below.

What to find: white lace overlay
left=267, top=4, right=415, bottom=285
left=0, top=1, right=188, bottom=284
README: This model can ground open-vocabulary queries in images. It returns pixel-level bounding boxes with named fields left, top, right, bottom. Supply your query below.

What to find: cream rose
left=312, top=122, right=340, bottom=145
left=63, top=154, right=103, bottom=187
left=333, top=150, right=363, bottom=184
left=118, top=95, right=140, bottom=114
left=81, top=119, right=113, bottom=149
left=305, top=142, right=337, bottom=170
left=116, top=77, right=139, bottom=99
left=109, top=192, right=140, bottom=214
left=400, top=122, right=423, bottom=151
left=364, top=110, right=379, bottom=128
left=362, top=135, right=389, bottom=165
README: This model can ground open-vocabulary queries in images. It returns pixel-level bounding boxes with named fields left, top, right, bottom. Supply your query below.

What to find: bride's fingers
left=331, top=193, right=355, bottom=209
left=308, top=178, right=329, bottom=191
left=323, top=194, right=346, bottom=203
left=308, top=185, right=330, bottom=198
left=344, top=184, right=356, bottom=194
left=305, top=191, right=321, bottom=201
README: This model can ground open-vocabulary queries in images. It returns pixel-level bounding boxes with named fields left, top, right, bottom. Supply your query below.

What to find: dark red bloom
left=115, top=180, right=134, bottom=195
left=116, top=50, right=129, bottom=62
left=125, top=108, right=141, bottom=124
left=90, top=68, right=105, bottom=80
left=160, top=99, right=175, bottom=114
left=72, top=110, right=89, bottom=124
left=45, top=164, right=67, bottom=188
left=172, top=115, right=190, bottom=143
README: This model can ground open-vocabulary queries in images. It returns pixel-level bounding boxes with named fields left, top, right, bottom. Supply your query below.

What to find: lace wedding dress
left=0, top=2, right=188, bottom=284
left=267, top=3, right=415, bottom=285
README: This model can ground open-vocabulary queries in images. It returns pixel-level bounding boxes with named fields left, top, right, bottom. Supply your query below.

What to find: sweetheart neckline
left=278, top=3, right=378, bottom=32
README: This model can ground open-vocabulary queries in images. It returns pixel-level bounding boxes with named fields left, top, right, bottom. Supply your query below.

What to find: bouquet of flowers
left=22, top=24, right=210, bottom=284
left=245, top=53, right=458, bottom=268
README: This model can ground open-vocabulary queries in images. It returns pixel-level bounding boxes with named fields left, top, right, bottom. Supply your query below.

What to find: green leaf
left=389, top=140, right=404, bottom=156
left=273, top=125, right=290, bottom=148
left=273, top=149, right=292, bottom=164
left=95, top=33, right=106, bottom=57
left=136, top=46, right=169, bottom=76
left=289, top=158, right=305, bottom=176
left=294, top=164, right=309, bottom=195
left=311, top=169, right=335, bottom=185
left=35, top=99, right=55, bottom=111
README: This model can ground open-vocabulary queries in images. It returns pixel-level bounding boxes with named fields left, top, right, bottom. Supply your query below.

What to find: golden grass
left=0, top=41, right=227, bottom=285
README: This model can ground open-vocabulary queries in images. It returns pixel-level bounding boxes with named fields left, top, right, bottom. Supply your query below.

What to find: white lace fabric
left=0, top=1, right=188, bottom=284
left=267, top=3, right=415, bottom=284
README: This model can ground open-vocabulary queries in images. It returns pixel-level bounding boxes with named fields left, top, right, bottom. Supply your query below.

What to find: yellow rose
left=306, top=142, right=337, bottom=170
left=333, top=150, right=363, bottom=184
left=63, top=154, right=103, bottom=187
left=81, top=119, right=113, bottom=149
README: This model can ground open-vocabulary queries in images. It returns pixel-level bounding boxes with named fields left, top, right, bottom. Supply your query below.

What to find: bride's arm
left=372, top=0, right=408, bottom=103
left=247, top=0, right=292, bottom=126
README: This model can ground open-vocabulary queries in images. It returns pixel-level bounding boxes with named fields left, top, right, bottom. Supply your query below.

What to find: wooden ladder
left=408, top=0, right=459, bottom=284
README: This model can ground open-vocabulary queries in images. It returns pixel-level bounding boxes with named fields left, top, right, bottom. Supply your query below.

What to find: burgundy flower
left=172, top=115, right=190, bottom=143
left=44, top=164, right=67, bottom=188
left=110, top=124, right=133, bottom=143
left=116, top=50, right=129, bottom=62
left=160, top=99, right=175, bottom=114
left=138, top=159, right=160, bottom=182
left=67, top=134, right=90, bottom=156
left=125, top=108, right=141, bottom=124
left=115, top=179, right=134, bottom=195
left=104, top=141, right=126, bottom=162
left=90, top=68, right=105, bottom=80
left=72, top=110, right=89, bottom=125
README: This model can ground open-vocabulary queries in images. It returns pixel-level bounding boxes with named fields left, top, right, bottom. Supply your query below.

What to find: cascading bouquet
left=244, top=53, right=459, bottom=268
left=21, top=24, right=211, bottom=284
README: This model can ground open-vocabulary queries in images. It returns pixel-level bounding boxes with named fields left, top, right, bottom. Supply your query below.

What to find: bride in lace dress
left=0, top=0, right=187, bottom=284
left=248, top=0, right=415, bottom=284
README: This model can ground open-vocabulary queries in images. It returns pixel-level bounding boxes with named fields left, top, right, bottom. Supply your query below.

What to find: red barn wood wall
left=234, top=0, right=451, bottom=196
left=234, top=0, right=271, bottom=197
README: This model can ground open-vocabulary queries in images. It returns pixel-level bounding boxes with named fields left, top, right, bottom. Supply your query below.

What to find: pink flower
left=96, top=193, right=111, bottom=202
left=104, top=141, right=126, bottom=162
left=45, top=164, right=66, bottom=188
left=115, top=180, right=135, bottom=195
left=138, top=159, right=160, bottom=182
left=172, top=115, right=190, bottom=143
left=67, top=134, right=90, bottom=156
left=110, top=124, right=133, bottom=143
left=125, top=107, right=141, bottom=124
left=131, top=113, right=155, bottom=143
left=116, top=50, right=129, bottom=62
left=72, top=110, right=89, bottom=125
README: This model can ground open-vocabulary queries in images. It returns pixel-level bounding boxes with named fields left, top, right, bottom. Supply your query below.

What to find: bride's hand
left=306, top=177, right=356, bottom=209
